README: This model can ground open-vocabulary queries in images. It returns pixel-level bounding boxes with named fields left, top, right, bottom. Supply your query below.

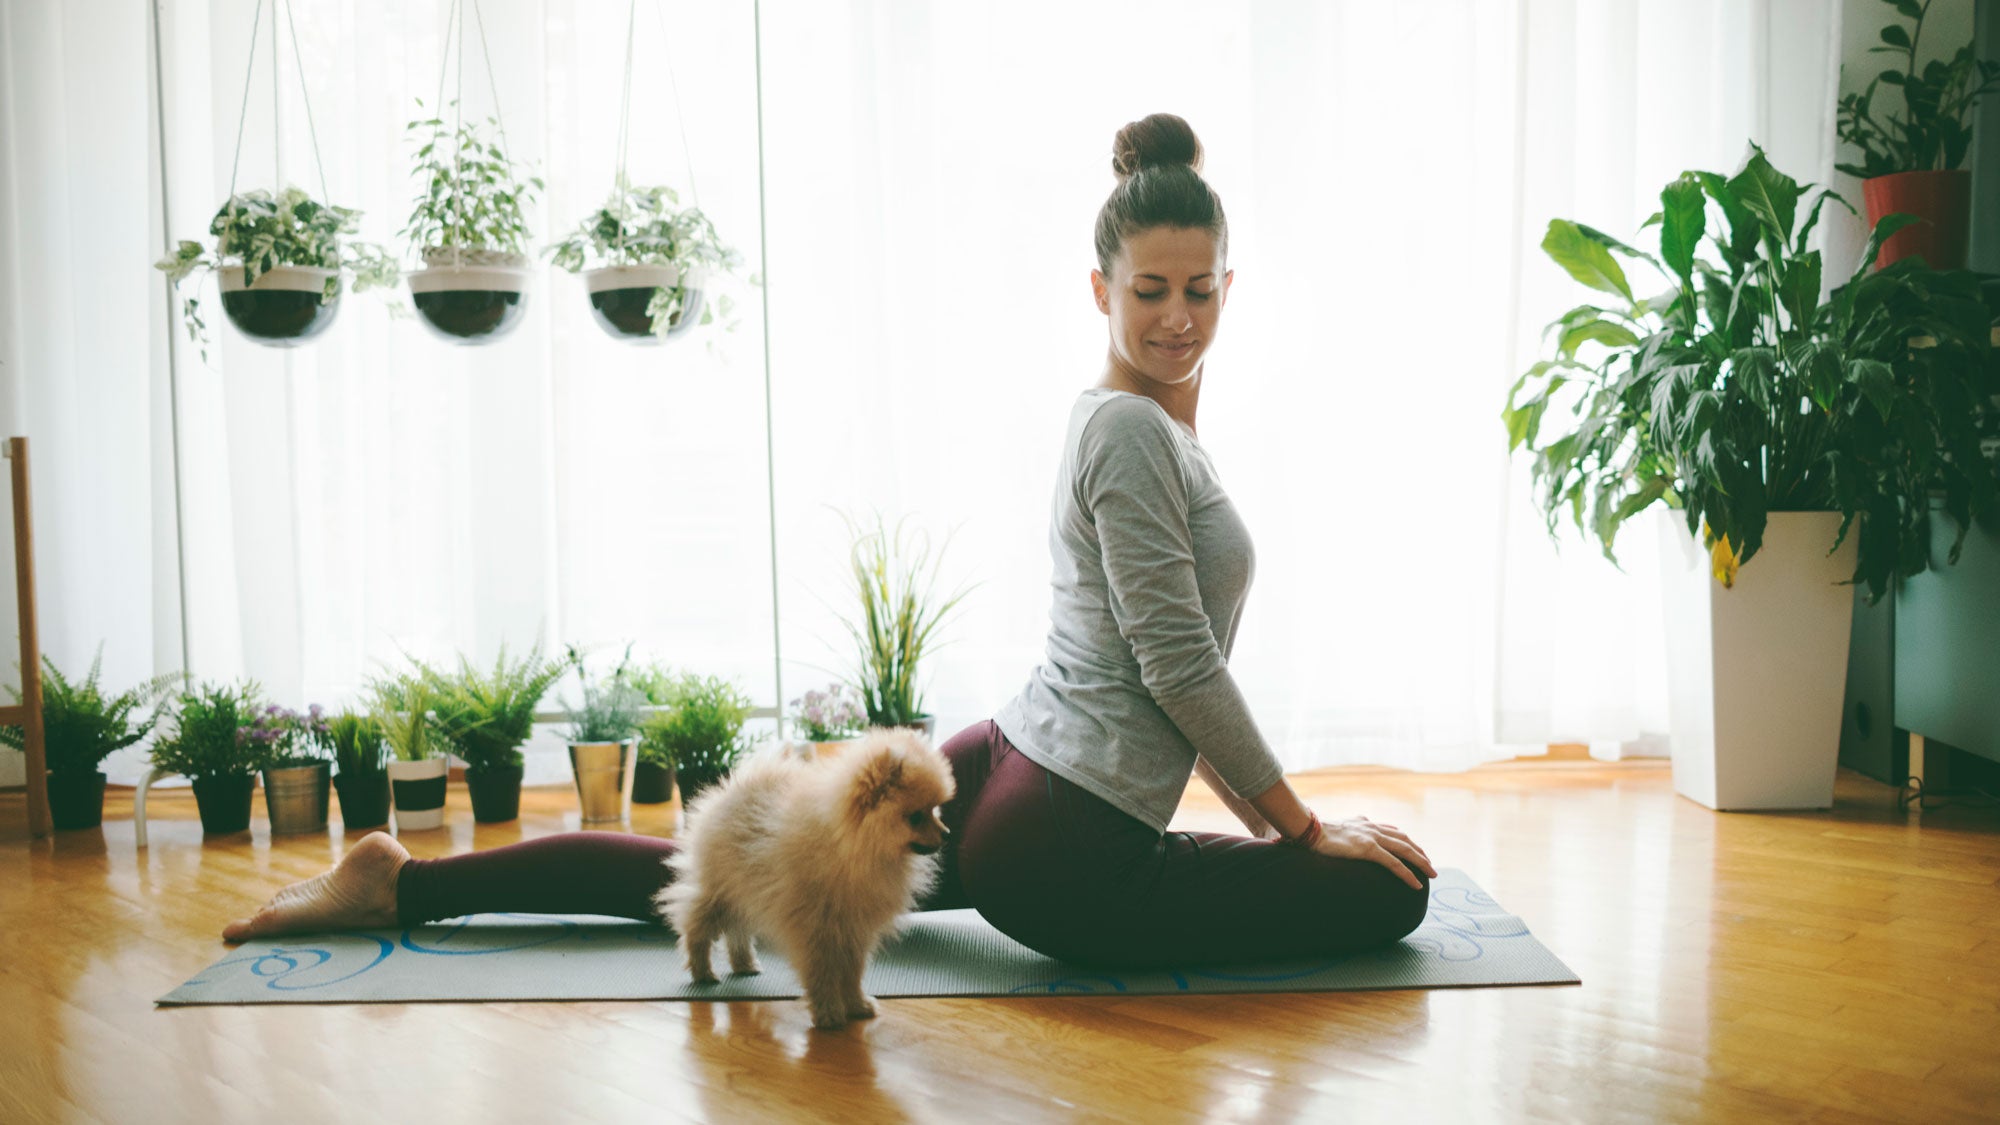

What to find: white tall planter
left=1659, top=510, right=1857, bottom=810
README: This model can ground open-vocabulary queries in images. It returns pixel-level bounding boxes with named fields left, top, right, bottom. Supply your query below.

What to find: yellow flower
left=1703, top=523, right=1739, bottom=588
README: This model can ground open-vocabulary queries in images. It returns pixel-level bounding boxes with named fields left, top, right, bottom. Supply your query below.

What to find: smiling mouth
left=1151, top=340, right=1196, bottom=355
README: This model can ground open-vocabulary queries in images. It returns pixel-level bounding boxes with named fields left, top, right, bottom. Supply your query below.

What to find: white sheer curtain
left=0, top=0, right=1847, bottom=787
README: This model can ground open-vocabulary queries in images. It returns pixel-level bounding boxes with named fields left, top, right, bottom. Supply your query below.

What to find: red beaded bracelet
left=1282, top=809, right=1323, bottom=850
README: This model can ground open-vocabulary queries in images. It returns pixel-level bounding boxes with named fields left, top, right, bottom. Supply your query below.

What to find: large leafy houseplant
left=402, top=104, right=542, bottom=265
left=1502, top=146, right=2000, bottom=602
left=0, top=653, right=180, bottom=829
left=547, top=175, right=741, bottom=340
left=1836, top=0, right=2000, bottom=178
left=836, top=513, right=974, bottom=728
left=154, top=187, right=400, bottom=355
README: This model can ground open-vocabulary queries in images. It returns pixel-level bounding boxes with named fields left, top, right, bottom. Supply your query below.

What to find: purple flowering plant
left=790, top=683, right=864, bottom=742
left=241, top=703, right=333, bottom=769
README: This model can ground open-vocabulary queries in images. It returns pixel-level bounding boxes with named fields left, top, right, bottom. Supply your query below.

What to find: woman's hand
left=1312, top=816, right=1437, bottom=890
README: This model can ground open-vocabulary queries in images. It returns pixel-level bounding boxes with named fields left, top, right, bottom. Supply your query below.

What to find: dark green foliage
left=1503, top=146, right=2000, bottom=601
left=428, top=645, right=573, bottom=775
left=1837, top=0, right=2000, bottom=177
left=546, top=175, right=742, bottom=337
left=150, top=681, right=263, bottom=781
left=0, top=651, right=180, bottom=774
left=838, top=513, right=974, bottom=726
left=326, top=710, right=387, bottom=777
left=636, top=671, right=753, bottom=774
left=403, top=101, right=542, bottom=256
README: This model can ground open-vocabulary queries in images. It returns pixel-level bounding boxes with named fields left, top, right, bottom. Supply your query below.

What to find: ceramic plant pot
left=334, top=770, right=391, bottom=830
left=632, top=759, right=676, bottom=804
left=567, top=739, right=639, bottom=823
left=408, top=249, right=532, bottom=343
left=466, top=764, right=525, bottom=823
left=46, top=769, right=108, bottom=831
left=581, top=264, right=708, bottom=343
left=1659, top=510, right=1858, bottom=810
left=261, top=761, right=332, bottom=835
left=219, top=265, right=341, bottom=345
left=191, top=773, right=256, bottom=835
left=388, top=757, right=449, bottom=831
left=1862, top=170, right=1972, bottom=271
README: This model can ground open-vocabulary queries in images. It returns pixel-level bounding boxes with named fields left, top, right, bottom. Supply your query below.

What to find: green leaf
left=1852, top=212, right=1925, bottom=280
left=1659, top=176, right=1705, bottom=284
left=1879, top=23, right=1910, bottom=48
left=1848, top=358, right=1897, bottom=419
left=1777, top=250, right=1823, bottom=329
left=1542, top=220, right=1633, bottom=300
left=1726, top=147, right=1801, bottom=245
left=1696, top=171, right=1760, bottom=263
left=1560, top=320, right=1642, bottom=355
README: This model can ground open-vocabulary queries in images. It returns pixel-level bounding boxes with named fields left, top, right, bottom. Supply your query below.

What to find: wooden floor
left=2, top=760, right=1996, bottom=1124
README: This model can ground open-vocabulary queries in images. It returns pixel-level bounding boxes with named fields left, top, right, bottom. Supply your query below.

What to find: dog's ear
left=851, top=745, right=907, bottom=814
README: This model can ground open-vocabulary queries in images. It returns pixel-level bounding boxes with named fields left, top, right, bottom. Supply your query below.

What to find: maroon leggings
left=398, top=720, right=1430, bottom=968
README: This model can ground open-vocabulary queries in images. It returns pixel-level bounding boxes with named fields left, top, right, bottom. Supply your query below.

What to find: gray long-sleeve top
left=994, top=388, right=1284, bottom=832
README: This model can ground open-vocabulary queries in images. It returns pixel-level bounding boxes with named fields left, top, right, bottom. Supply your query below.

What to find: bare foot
left=222, top=832, right=410, bottom=942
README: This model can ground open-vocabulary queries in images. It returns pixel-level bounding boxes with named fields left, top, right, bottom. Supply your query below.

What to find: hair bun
left=1111, top=114, right=1204, bottom=181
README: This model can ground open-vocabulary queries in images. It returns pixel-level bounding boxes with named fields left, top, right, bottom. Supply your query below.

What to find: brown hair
left=1093, top=113, right=1228, bottom=274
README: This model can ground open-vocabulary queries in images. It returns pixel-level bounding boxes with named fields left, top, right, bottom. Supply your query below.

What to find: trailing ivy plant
left=547, top=175, right=743, bottom=337
left=402, top=101, right=543, bottom=261
left=154, top=187, right=401, bottom=358
left=1837, top=0, right=2000, bottom=178
left=0, top=651, right=181, bottom=775
left=1502, top=146, right=2000, bottom=601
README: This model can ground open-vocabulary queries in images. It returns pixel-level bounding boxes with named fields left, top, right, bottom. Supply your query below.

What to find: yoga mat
left=159, top=868, right=1576, bottom=1005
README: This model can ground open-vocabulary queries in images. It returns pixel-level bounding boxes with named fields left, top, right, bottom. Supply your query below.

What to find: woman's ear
left=1220, top=268, right=1235, bottom=308
left=1091, top=269, right=1111, bottom=315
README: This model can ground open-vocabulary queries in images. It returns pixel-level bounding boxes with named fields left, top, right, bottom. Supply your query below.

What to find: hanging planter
left=219, top=264, right=341, bottom=345
left=408, top=249, right=534, bottom=344
left=400, top=1, right=542, bottom=348
left=582, top=263, right=710, bottom=343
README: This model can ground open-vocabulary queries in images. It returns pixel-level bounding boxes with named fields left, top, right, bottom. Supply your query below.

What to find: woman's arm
left=1247, top=776, right=1438, bottom=890
left=1194, top=755, right=1276, bottom=839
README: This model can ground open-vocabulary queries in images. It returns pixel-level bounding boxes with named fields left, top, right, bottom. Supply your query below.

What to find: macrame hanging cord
left=223, top=0, right=334, bottom=230
left=610, top=0, right=706, bottom=257
left=430, top=0, right=521, bottom=269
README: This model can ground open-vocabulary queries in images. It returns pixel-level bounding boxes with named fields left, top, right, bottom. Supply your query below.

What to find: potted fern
left=641, top=671, right=755, bottom=808
left=1837, top=0, right=2000, bottom=270
left=548, top=176, right=740, bottom=344
left=561, top=647, right=645, bottom=823
left=837, top=513, right=975, bottom=741
left=369, top=672, right=449, bottom=831
left=246, top=704, right=333, bottom=835
left=328, top=709, right=390, bottom=830
left=1502, top=146, right=1998, bottom=810
left=150, top=681, right=264, bottom=835
left=401, top=104, right=542, bottom=343
left=627, top=664, right=681, bottom=804
left=429, top=645, right=572, bottom=823
left=0, top=653, right=179, bottom=830
left=155, top=187, right=400, bottom=355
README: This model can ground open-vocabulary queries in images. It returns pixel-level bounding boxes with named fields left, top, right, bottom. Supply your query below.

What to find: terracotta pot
left=46, top=770, right=107, bottom=830
left=466, top=764, right=524, bottom=823
left=1862, top=170, right=1971, bottom=271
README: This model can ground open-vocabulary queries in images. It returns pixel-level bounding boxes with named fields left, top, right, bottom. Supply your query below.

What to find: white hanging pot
left=1658, top=509, right=1858, bottom=810
left=582, top=264, right=709, bottom=344
left=408, top=249, right=532, bottom=344
left=219, top=264, right=341, bottom=346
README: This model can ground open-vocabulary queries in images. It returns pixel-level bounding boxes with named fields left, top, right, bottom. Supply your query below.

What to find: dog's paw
left=686, top=966, right=721, bottom=985
left=730, top=953, right=762, bottom=976
left=809, top=1004, right=850, bottom=1031
left=847, top=994, right=878, bottom=1021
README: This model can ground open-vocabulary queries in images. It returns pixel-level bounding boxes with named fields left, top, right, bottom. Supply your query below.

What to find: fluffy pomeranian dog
left=657, top=727, right=955, bottom=1029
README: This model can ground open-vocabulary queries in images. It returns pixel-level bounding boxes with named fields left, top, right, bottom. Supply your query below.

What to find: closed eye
left=1135, top=290, right=1213, bottom=302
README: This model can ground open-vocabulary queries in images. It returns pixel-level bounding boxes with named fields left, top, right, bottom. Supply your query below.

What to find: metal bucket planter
left=46, top=769, right=108, bottom=830
left=465, top=764, right=525, bottom=823
left=568, top=739, right=638, bottom=823
left=219, top=265, right=341, bottom=345
left=262, top=761, right=332, bottom=835
left=191, top=773, right=256, bottom=835
left=632, top=759, right=676, bottom=804
left=408, top=250, right=531, bottom=344
left=388, top=757, right=449, bottom=831
left=334, top=770, right=391, bottom=830
left=581, top=264, right=708, bottom=343
left=1659, top=510, right=1857, bottom=810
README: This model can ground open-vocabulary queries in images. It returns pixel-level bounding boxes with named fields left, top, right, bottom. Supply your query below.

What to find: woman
left=226, top=114, right=1436, bottom=968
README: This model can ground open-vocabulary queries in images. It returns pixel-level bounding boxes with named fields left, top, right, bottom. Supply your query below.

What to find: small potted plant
left=150, top=681, right=263, bottom=835
left=246, top=704, right=334, bottom=835
left=788, top=683, right=866, bottom=759
left=837, top=512, right=975, bottom=741
left=562, top=646, right=645, bottom=823
left=369, top=672, right=449, bottom=831
left=155, top=187, right=400, bottom=355
left=429, top=644, right=572, bottom=823
left=401, top=103, right=542, bottom=343
left=327, top=709, right=390, bottom=830
left=548, top=176, right=741, bottom=344
left=642, top=671, right=755, bottom=808
left=1837, top=0, right=2000, bottom=270
left=626, top=664, right=682, bottom=804
left=0, top=652, right=179, bottom=830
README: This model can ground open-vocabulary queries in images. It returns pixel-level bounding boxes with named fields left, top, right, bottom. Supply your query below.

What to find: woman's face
left=1092, top=225, right=1233, bottom=388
